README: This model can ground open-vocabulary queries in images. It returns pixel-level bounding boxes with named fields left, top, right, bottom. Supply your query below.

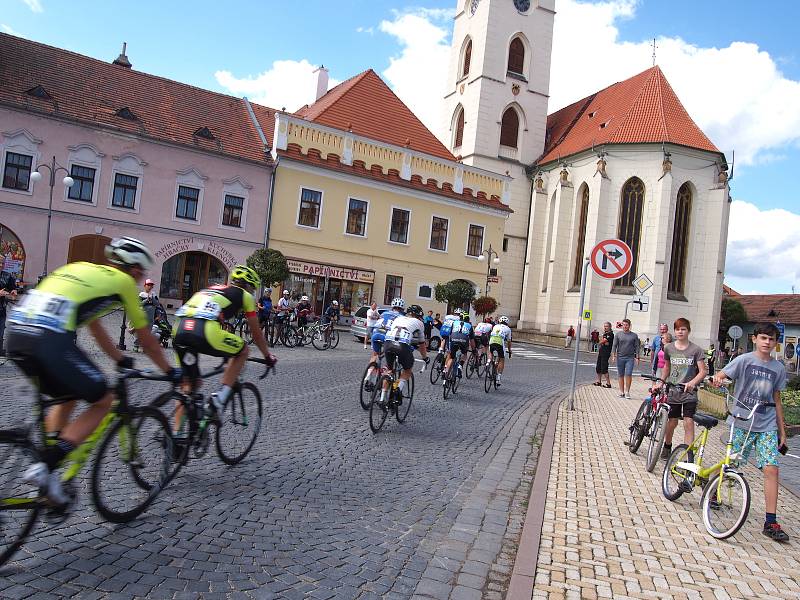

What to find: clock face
left=470, top=0, right=481, bottom=16
left=514, top=0, right=531, bottom=12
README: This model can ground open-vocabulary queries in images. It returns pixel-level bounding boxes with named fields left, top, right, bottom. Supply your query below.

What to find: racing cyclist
left=173, top=265, right=276, bottom=417
left=489, top=316, right=513, bottom=386
left=363, top=298, right=405, bottom=392
left=474, top=317, right=494, bottom=365
left=7, top=237, right=180, bottom=505
left=443, top=310, right=475, bottom=384
left=380, top=304, right=429, bottom=405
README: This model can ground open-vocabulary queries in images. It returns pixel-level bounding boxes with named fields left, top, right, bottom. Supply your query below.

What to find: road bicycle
left=465, top=346, right=485, bottom=379
left=627, top=376, right=684, bottom=473
left=661, top=379, right=764, bottom=539
left=150, top=356, right=271, bottom=479
left=484, top=348, right=500, bottom=393
left=0, top=369, right=174, bottom=567
left=442, top=347, right=465, bottom=400
left=369, top=357, right=420, bottom=433
left=311, top=321, right=340, bottom=350
left=429, top=349, right=446, bottom=384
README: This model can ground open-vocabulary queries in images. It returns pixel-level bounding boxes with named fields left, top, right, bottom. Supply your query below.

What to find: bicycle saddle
left=693, top=413, right=719, bottom=429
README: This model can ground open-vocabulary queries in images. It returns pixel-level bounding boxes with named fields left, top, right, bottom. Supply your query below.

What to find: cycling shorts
left=490, top=342, right=505, bottom=360
left=384, top=340, right=415, bottom=371
left=449, top=340, right=469, bottom=360
left=475, top=334, right=489, bottom=348
left=6, top=325, right=107, bottom=403
left=173, top=318, right=245, bottom=378
left=371, top=330, right=385, bottom=353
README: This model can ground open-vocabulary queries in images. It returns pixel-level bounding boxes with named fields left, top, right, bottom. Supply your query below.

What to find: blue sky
left=4, top=0, right=799, bottom=294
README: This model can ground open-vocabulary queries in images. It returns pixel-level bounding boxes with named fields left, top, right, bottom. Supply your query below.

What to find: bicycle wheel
left=239, top=320, right=253, bottom=345
left=359, top=363, right=378, bottom=410
left=701, top=469, right=751, bottom=539
left=661, top=443, right=691, bottom=501
left=443, top=365, right=454, bottom=400
left=283, top=325, right=298, bottom=348
left=474, top=353, right=485, bottom=378
left=465, top=353, right=476, bottom=379
left=628, top=400, right=650, bottom=454
left=215, top=382, right=263, bottom=465
left=646, top=408, right=668, bottom=473
left=0, top=434, right=41, bottom=568
left=429, top=353, right=444, bottom=384
left=396, top=373, right=414, bottom=423
left=329, top=329, right=340, bottom=348
left=149, top=391, right=192, bottom=479
left=311, top=329, right=328, bottom=350
left=484, top=361, right=495, bottom=393
left=369, top=376, right=390, bottom=433
left=91, top=407, right=172, bottom=523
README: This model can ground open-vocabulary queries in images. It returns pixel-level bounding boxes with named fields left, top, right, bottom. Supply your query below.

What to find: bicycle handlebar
left=115, top=368, right=174, bottom=382
left=247, top=357, right=275, bottom=380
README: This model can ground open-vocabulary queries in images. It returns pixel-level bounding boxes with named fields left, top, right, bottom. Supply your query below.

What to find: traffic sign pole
left=569, top=258, right=590, bottom=411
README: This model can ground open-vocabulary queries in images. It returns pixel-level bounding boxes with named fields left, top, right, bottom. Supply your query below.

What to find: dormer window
left=25, top=85, right=51, bottom=100
left=115, top=107, right=138, bottom=121
left=599, top=120, right=610, bottom=129
left=588, top=111, right=597, bottom=119
left=194, top=127, right=214, bottom=140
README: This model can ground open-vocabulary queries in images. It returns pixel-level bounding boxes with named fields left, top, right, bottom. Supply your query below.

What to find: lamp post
left=29, top=156, right=74, bottom=280
left=477, top=244, right=500, bottom=296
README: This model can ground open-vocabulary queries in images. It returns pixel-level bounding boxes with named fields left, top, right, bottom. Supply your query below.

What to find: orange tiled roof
left=295, top=70, right=454, bottom=161
left=722, top=284, right=741, bottom=297
left=0, top=33, right=275, bottom=165
left=734, top=294, right=800, bottom=326
left=539, top=66, right=720, bottom=165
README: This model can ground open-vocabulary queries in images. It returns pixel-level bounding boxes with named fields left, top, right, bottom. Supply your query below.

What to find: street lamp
left=29, top=156, right=74, bottom=280
left=477, top=244, right=500, bottom=296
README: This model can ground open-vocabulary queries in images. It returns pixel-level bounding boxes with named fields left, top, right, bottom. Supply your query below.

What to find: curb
left=506, top=392, right=562, bottom=599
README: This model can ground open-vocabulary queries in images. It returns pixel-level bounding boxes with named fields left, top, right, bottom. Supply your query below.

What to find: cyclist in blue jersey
left=362, top=297, right=405, bottom=392
left=443, top=310, right=475, bottom=383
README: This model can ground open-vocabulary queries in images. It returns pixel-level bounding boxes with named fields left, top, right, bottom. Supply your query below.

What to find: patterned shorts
left=731, top=428, right=779, bottom=469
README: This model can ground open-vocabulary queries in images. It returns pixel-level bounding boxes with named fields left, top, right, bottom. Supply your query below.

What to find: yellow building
left=265, top=70, right=511, bottom=318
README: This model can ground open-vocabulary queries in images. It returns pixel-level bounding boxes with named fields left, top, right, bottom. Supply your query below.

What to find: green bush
left=786, top=375, right=800, bottom=391
left=783, top=389, right=800, bottom=427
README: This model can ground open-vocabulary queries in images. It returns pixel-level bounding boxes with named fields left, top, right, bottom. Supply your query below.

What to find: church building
left=441, top=0, right=730, bottom=346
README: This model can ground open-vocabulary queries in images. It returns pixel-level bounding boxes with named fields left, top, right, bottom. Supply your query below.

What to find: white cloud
left=214, top=60, right=340, bottom=112
left=724, top=200, right=800, bottom=292
left=356, top=26, right=374, bottom=35
left=23, top=0, right=42, bottom=13
left=1, top=24, right=21, bottom=35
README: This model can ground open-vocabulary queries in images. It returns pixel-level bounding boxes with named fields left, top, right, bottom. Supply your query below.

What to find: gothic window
left=462, top=39, right=472, bottom=78
left=613, top=177, right=645, bottom=290
left=668, top=183, right=692, bottom=299
left=507, top=37, right=525, bottom=76
left=454, top=107, right=465, bottom=149
left=571, top=185, right=590, bottom=290
left=500, top=107, right=519, bottom=148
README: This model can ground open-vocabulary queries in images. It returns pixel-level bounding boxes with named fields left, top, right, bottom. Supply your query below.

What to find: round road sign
left=589, top=239, right=633, bottom=280
left=728, top=325, right=743, bottom=340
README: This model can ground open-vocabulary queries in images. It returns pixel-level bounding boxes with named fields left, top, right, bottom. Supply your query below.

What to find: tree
left=472, top=295, right=498, bottom=317
left=246, top=248, right=289, bottom=290
left=435, top=279, right=477, bottom=313
left=718, top=298, right=748, bottom=343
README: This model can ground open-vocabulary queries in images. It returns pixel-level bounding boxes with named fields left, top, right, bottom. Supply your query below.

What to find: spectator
left=590, top=329, right=600, bottom=352
left=655, top=333, right=673, bottom=373
left=643, top=337, right=651, bottom=357
left=593, top=322, right=614, bottom=387
left=133, top=278, right=158, bottom=351
left=365, top=301, right=380, bottom=350
left=651, top=323, right=669, bottom=375
left=433, top=313, right=443, bottom=332
left=706, top=344, right=716, bottom=376
left=565, top=325, right=575, bottom=349
left=611, top=318, right=640, bottom=399
left=257, top=288, right=273, bottom=330
left=0, top=270, right=18, bottom=356
left=423, top=309, right=434, bottom=341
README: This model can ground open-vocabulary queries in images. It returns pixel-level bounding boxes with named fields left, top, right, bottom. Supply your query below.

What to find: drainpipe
left=264, top=157, right=279, bottom=248
left=517, top=165, right=537, bottom=322
left=242, top=96, right=273, bottom=248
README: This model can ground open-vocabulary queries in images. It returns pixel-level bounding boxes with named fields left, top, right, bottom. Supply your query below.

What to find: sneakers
left=661, top=445, right=672, bottom=460
left=23, top=462, right=71, bottom=506
left=625, top=393, right=631, bottom=399
left=763, top=522, right=790, bottom=542
left=618, top=393, right=626, bottom=398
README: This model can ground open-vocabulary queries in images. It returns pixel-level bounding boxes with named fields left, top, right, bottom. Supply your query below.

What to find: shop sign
left=153, top=237, right=237, bottom=269
left=287, top=259, right=375, bottom=284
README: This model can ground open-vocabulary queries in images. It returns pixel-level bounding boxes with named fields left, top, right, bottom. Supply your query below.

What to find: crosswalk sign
left=583, top=309, right=592, bottom=320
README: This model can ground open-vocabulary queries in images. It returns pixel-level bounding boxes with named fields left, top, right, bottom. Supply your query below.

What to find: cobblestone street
left=0, top=313, right=596, bottom=599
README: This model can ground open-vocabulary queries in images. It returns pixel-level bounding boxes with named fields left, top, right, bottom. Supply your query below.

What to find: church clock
left=513, top=0, right=531, bottom=12
left=469, top=0, right=481, bottom=16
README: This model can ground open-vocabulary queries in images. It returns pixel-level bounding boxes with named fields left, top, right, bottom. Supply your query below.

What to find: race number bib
left=177, top=298, right=221, bottom=320
left=9, top=290, right=75, bottom=332
left=390, top=327, right=412, bottom=344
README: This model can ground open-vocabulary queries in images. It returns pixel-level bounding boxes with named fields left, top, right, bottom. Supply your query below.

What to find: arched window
left=499, top=107, right=519, bottom=148
left=508, top=37, right=525, bottom=76
left=454, top=107, right=465, bottom=149
left=462, top=39, right=472, bottom=78
left=668, top=183, right=692, bottom=298
left=613, top=177, right=645, bottom=290
left=571, top=185, right=590, bottom=290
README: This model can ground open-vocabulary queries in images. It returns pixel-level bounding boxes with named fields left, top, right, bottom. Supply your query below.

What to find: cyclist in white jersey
left=489, top=316, right=513, bottom=386
left=474, top=317, right=494, bottom=364
left=380, top=305, right=429, bottom=404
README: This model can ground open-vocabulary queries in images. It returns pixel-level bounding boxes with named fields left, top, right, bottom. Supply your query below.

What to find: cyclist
left=474, top=317, right=494, bottom=364
left=257, top=288, right=273, bottom=333
left=437, top=311, right=461, bottom=361
left=322, top=300, right=340, bottom=345
left=489, top=316, right=513, bottom=386
left=296, top=295, right=313, bottom=327
left=380, top=304, right=429, bottom=405
left=173, top=265, right=276, bottom=417
left=443, top=310, right=475, bottom=384
left=274, top=289, right=292, bottom=343
left=7, top=237, right=180, bottom=505
left=363, top=298, right=405, bottom=392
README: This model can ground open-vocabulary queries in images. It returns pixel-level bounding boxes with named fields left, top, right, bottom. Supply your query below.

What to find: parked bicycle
left=627, top=376, right=683, bottom=473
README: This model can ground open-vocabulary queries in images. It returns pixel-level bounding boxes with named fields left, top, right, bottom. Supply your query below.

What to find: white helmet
left=301, top=295, right=309, bottom=301
left=499, top=315, right=510, bottom=324
left=332, top=300, right=339, bottom=306
left=391, top=297, right=405, bottom=309
left=105, top=237, right=154, bottom=270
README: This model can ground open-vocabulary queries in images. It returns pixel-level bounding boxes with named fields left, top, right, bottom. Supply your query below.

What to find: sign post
left=728, top=324, right=743, bottom=353
left=569, top=239, right=633, bottom=410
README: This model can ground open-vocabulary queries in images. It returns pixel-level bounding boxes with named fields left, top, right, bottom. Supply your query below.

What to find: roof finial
left=113, top=42, right=132, bottom=68
left=651, top=38, right=657, bottom=67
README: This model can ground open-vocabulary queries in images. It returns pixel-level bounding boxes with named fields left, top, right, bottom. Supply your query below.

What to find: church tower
left=441, top=0, right=554, bottom=322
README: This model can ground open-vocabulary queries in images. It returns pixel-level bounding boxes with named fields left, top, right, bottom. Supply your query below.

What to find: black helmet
left=407, top=304, right=423, bottom=318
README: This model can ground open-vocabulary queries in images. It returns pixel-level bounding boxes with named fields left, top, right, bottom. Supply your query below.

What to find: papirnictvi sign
left=287, top=258, right=375, bottom=283
left=154, top=237, right=237, bottom=269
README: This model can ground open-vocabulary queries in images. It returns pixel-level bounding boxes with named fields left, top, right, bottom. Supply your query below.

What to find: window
left=467, top=224, right=484, bottom=257
left=508, top=37, right=525, bottom=75
left=418, top=284, right=433, bottom=299
left=462, top=39, right=472, bottom=77
left=500, top=108, right=520, bottom=148
left=571, top=185, right=590, bottom=289
left=384, top=275, right=403, bottom=305
left=298, top=187, right=322, bottom=228
left=176, top=185, right=199, bottom=220
left=111, top=173, right=138, bottom=209
left=222, top=194, right=244, bottom=228
left=430, top=216, right=449, bottom=251
left=346, top=198, right=368, bottom=236
left=3, top=152, right=33, bottom=191
left=614, top=177, right=645, bottom=290
left=502, top=237, right=509, bottom=252
left=668, top=183, right=692, bottom=298
left=390, top=207, right=410, bottom=243
left=67, top=165, right=96, bottom=202
left=454, top=108, right=465, bottom=149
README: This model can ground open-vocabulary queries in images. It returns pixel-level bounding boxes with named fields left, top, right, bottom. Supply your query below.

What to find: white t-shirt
left=385, top=315, right=425, bottom=346
left=366, top=308, right=381, bottom=327
left=278, top=297, right=291, bottom=312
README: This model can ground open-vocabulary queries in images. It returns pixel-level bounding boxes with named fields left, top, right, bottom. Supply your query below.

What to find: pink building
left=0, top=34, right=276, bottom=308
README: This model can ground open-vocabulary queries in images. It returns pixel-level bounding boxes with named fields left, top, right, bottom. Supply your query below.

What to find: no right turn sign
left=589, top=239, right=633, bottom=280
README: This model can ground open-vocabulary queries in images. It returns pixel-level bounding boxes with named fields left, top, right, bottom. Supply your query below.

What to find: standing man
left=706, top=344, right=716, bottom=376
left=0, top=270, right=18, bottom=356
left=611, top=318, right=640, bottom=398
left=257, top=288, right=273, bottom=337
left=593, top=322, right=614, bottom=387
left=565, top=325, right=575, bottom=349
left=133, top=278, right=158, bottom=352
left=651, top=323, right=669, bottom=375
left=423, top=309, right=434, bottom=343
left=365, top=301, right=381, bottom=350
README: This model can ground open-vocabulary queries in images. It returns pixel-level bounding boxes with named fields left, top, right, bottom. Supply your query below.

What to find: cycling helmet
left=461, top=312, right=471, bottom=322
left=407, top=304, right=423, bottom=317
left=283, top=290, right=290, bottom=295
left=230, top=265, right=261, bottom=290
left=301, top=295, right=309, bottom=301
left=499, top=316, right=510, bottom=324
left=391, top=298, right=405, bottom=309
left=105, top=237, right=154, bottom=270
left=484, top=317, right=493, bottom=324
left=332, top=300, right=339, bottom=306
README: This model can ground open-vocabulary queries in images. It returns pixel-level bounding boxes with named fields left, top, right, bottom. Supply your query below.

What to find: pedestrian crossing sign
left=583, top=309, right=592, bottom=320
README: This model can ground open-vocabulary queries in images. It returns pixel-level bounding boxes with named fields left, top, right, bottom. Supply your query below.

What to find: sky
left=3, top=0, right=799, bottom=295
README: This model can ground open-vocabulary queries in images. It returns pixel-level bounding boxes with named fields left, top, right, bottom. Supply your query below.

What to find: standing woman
left=593, top=322, right=614, bottom=388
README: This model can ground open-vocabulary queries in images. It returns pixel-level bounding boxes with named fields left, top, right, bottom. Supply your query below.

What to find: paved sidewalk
left=518, top=379, right=800, bottom=599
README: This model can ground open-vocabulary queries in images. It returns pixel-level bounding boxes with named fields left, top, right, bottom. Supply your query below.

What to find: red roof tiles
left=734, top=294, right=800, bottom=326
left=0, top=33, right=275, bottom=165
left=539, top=66, right=720, bottom=165
left=295, top=70, right=454, bottom=161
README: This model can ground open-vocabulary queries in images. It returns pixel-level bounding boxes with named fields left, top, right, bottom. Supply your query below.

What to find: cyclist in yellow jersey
left=173, top=265, right=275, bottom=415
left=7, top=237, right=180, bottom=504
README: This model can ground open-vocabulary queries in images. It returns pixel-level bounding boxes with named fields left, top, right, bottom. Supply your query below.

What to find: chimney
left=113, top=42, right=132, bottom=68
left=313, top=65, right=329, bottom=102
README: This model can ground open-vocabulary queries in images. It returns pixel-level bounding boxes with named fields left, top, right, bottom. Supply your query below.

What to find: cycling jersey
left=385, top=316, right=424, bottom=346
left=474, top=322, right=493, bottom=336
left=490, top=324, right=512, bottom=346
left=448, top=320, right=474, bottom=343
left=438, top=314, right=460, bottom=338
left=175, top=284, right=256, bottom=322
left=370, top=309, right=403, bottom=352
left=9, top=261, right=147, bottom=333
